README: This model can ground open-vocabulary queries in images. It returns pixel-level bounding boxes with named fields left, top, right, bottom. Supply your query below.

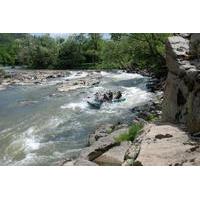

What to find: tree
left=86, top=33, right=103, bottom=65
left=110, top=33, right=127, bottom=41
left=17, top=34, right=59, bottom=68
left=0, top=33, right=28, bottom=65
left=57, top=38, right=85, bottom=69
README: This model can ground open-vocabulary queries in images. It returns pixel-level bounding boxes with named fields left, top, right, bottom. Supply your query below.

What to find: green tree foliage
left=57, top=33, right=103, bottom=68
left=101, top=33, right=170, bottom=72
left=83, top=33, right=103, bottom=66
left=17, top=34, right=59, bottom=68
left=0, top=33, right=170, bottom=74
left=110, top=33, right=127, bottom=41
left=0, top=33, right=27, bottom=65
left=101, top=36, right=132, bottom=69
left=127, top=33, right=169, bottom=69
left=57, top=36, right=85, bottom=69
left=31, top=34, right=59, bottom=69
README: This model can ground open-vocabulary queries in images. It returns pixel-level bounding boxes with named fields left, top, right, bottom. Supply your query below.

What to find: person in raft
left=94, top=91, right=122, bottom=102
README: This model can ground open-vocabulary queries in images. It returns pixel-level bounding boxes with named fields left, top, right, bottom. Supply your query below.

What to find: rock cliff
left=162, top=34, right=200, bottom=133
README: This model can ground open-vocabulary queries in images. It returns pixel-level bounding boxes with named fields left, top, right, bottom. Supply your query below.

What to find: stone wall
left=162, top=34, right=200, bottom=133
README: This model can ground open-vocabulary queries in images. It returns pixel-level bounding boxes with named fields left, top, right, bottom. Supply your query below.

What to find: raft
left=87, top=101, right=102, bottom=109
left=87, top=98, right=126, bottom=109
left=112, top=98, right=126, bottom=103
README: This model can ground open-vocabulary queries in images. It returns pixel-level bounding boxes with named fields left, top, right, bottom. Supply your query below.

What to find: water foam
left=101, top=71, right=143, bottom=80
left=67, top=71, right=88, bottom=80
left=61, top=102, right=88, bottom=110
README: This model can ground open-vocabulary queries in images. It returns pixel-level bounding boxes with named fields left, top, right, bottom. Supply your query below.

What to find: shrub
left=115, top=123, right=143, bottom=142
left=145, top=113, right=158, bottom=122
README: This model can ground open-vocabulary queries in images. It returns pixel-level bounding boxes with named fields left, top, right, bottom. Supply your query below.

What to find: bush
left=115, top=123, right=143, bottom=142
left=145, top=113, right=158, bottom=122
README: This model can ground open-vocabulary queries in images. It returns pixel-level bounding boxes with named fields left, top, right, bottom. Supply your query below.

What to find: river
left=0, top=70, right=153, bottom=165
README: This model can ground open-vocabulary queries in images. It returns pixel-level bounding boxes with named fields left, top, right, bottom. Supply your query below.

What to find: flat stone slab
left=80, top=127, right=129, bottom=161
left=80, top=135, right=117, bottom=161
left=74, top=159, right=98, bottom=166
left=94, top=142, right=130, bottom=166
left=136, top=123, right=200, bottom=166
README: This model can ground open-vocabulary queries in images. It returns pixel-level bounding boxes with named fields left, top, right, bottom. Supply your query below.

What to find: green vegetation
left=0, top=33, right=171, bottom=75
left=115, top=123, right=143, bottom=142
left=145, top=113, right=158, bottom=122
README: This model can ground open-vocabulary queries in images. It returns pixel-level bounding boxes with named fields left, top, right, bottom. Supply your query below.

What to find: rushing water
left=0, top=70, right=153, bottom=165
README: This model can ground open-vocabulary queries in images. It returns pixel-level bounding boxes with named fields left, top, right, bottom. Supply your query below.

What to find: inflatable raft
left=87, top=98, right=126, bottom=109
left=87, top=101, right=102, bottom=109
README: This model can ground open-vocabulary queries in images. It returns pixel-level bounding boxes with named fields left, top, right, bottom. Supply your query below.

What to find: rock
left=110, top=127, right=129, bottom=138
left=89, top=124, right=115, bottom=145
left=163, top=35, right=200, bottom=132
left=190, top=33, right=200, bottom=58
left=80, top=135, right=118, bottom=161
left=166, top=36, right=190, bottom=75
left=94, top=142, right=130, bottom=166
left=63, top=160, right=76, bottom=166
left=178, top=33, right=191, bottom=38
left=74, top=159, right=98, bottom=166
left=136, top=123, right=200, bottom=166
left=57, top=84, right=86, bottom=92
left=80, top=127, right=128, bottom=161
left=114, top=123, right=129, bottom=130
left=125, top=144, right=140, bottom=160
left=122, top=159, right=134, bottom=166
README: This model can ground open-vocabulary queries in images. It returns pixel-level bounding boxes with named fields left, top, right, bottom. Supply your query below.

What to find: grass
left=115, top=123, right=143, bottom=142
left=145, top=114, right=158, bottom=122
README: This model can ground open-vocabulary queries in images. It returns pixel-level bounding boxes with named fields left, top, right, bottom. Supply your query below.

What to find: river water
left=0, top=70, right=153, bottom=165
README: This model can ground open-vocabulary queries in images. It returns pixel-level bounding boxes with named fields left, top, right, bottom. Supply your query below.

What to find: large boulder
left=80, top=127, right=129, bottom=161
left=74, top=159, right=98, bottom=166
left=162, top=35, right=200, bottom=132
left=63, top=158, right=98, bottom=166
left=190, top=33, right=200, bottom=58
left=136, top=123, right=200, bottom=166
left=80, top=135, right=118, bottom=161
left=94, top=142, right=130, bottom=166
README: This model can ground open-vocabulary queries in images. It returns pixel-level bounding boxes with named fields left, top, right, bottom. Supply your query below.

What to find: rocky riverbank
left=61, top=93, right=163, bottom=166
left=61, top=34, right=200, bottom=166
left=0, top=68, right=165, bottom=166
left=0, top=69, right=70, bottom=90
